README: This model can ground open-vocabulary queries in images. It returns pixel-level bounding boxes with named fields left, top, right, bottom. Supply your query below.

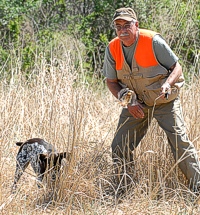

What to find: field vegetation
left=0, top=0, right=200, bottom=214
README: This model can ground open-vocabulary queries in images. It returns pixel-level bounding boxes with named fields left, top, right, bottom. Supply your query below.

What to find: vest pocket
left=142, top=87, right=179, bottom=106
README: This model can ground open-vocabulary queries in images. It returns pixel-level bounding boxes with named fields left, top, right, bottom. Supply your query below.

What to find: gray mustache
left=120, top=33, right=129, bottom=36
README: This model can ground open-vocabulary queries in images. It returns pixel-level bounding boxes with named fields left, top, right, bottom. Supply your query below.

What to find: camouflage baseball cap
left=113, top=7, right=137, bottom=22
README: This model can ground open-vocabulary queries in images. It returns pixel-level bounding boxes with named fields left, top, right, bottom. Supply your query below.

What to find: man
left=103, top=7, right=200, bottom=191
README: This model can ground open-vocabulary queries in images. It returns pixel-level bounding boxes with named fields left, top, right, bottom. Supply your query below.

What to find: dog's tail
left=16, top=142, right=23, bottom=146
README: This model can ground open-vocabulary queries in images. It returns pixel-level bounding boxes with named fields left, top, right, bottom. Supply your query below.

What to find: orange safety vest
left=109, top=29, right=159, bottom=69
left=108, top=29, right=184, bottom=106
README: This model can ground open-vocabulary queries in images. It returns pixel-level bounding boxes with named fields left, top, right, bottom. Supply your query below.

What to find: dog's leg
left=30, top=156, right=45, bottom=188
left=12, top=148, right=31, bottom=193
left=12, top=161, right=29, bottom=192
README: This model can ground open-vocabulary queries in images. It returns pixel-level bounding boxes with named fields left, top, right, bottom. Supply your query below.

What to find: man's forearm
left=161, top=61, right=183, bottom=96
left=166, top=61, right=183, bottom=86
left=106, top=78, right=122, bottom=99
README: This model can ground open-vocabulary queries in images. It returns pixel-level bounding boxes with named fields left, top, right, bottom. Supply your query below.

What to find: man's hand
left=127, top=103, right=144, bottom=119
left=118, top=88, right=135, bottom=107
left=118, top=88, right=144, bottom=119
left=160, top=82, right=171, bottom=99
left=160, top=62, right=183, bottom=99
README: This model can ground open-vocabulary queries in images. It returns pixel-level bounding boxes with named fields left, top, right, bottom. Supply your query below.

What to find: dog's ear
left=16, top=142, right=23, bottom=146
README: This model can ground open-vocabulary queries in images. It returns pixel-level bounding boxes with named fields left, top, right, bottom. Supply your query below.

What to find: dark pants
left=112, top=98, right=200, bottom=189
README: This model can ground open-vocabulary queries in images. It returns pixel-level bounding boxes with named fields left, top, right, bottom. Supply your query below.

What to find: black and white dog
left=12, top=138, right=70, bottom=192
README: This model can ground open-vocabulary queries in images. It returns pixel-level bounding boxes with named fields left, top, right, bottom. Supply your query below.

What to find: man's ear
left=135, top=21, right=139, bottom=28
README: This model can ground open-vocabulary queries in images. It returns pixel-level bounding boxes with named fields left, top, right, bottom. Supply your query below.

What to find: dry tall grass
left=0, top=49, right=200, bottom=214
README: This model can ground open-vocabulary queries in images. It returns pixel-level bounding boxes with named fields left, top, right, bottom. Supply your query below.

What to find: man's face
left=114, top=19, right=138, bottom=46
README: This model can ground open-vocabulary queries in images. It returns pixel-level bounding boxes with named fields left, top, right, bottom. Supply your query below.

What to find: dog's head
left=39, top=152, right=70, bottom=180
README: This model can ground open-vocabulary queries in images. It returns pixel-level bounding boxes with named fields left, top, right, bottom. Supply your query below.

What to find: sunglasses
left=114, top=22, right=134, bottom=31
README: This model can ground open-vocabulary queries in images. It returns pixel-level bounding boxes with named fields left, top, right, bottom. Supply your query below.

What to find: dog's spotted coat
left=12, top=138, right=68, bottom=192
